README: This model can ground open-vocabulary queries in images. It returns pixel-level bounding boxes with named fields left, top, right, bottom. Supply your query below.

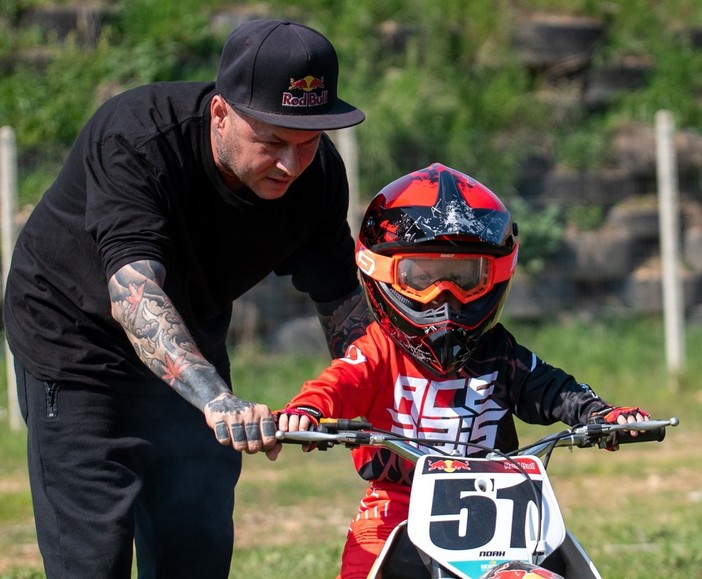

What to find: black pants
left=16, top=362, right=242, bottom=579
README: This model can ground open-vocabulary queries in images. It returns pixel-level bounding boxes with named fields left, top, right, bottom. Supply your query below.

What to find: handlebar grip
left=615, top=426, right=666, bottom=445
left=319, top=418, right=372, bottom=431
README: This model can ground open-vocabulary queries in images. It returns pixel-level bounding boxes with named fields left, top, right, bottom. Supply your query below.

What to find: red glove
left=598, top=406, right=650, bottom=424
left=591, top=406, right=650, bottom=451
left=273, top=406, right=322, bottom=425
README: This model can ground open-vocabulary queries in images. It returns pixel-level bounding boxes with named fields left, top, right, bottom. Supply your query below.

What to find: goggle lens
left=398, top=257, right=487, bottom=291
left=356, top=245, right=516, bottom=305
left=394, top=255, right=492, bottom=304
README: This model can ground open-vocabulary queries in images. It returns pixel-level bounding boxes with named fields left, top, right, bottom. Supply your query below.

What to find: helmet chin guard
left=357, top=163, right=518, bottom=376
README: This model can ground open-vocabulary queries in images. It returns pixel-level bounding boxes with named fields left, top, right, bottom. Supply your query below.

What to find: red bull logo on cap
left=288, top=75, right=325, bottom=91
left=283, top=75, right=328, bottom=109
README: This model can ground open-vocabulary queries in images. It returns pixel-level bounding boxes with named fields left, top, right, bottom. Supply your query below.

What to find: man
left=4, top=18, right=370, bottom=578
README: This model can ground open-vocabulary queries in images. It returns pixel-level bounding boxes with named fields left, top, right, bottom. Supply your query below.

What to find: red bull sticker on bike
left=283, top=75, right=327, bottom=109
left=408, top=455, right=566, bottom=579
left=423, top=457, right=540, bottom=475
left=427, top=458, right=472, bottom=473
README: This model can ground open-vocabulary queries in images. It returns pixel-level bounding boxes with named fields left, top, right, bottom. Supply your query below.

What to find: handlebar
left=276, top=417, right=679, bottom=464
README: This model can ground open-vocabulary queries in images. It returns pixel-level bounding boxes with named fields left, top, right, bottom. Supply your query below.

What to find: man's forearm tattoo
left=109, top=260, right=222, bottom=406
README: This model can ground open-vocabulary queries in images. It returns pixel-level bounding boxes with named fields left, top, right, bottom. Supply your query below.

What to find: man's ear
left=210, top=95, right=229, bottom=129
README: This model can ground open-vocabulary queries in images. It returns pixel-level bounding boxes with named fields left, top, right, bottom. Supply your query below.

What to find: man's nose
left=277, top=146, right=300, bottom=176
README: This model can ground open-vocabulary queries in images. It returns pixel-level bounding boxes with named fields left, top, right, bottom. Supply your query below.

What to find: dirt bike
left=277, top=415, right=679, bottom=579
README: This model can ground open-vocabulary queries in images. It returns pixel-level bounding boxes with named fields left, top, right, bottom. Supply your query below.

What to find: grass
left=544, top=435, right=702, bottom=577
left=1, top=317, right=701, bottom=577
left=230, top=316, right=702, bottom=578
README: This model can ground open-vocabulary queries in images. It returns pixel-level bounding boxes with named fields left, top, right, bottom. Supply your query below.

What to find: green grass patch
left=0, top=570, right=44, bottom=579
left=1, top=317, right=701, bottom=577
left=231, top=542, right=343, bottom=578
left=0, top=490, right=32, bottom=523
left=561, top=476, right=702, bottom=578
left=0, top=429, right=27, bottom=476
left=230, top=348, right=330, bottom=410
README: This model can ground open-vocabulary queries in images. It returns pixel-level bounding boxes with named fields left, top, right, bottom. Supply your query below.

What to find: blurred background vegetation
left=1, top=3, right=702, bottom=576
left=2, top=0, right=702, bottom=269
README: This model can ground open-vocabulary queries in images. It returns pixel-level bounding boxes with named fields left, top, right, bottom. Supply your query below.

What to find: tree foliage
left=1, top=0, right=701, bottom=266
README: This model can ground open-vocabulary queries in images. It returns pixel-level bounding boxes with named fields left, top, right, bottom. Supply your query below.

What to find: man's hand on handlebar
left=204, top=392, right=281, bottom=460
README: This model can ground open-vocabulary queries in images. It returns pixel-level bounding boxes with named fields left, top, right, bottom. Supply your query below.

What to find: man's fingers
left=208, top=399, right=276, bottom=452
left=266, top=442, right=283, bottom=461
left=214, top=421, right=230, bottom=444
left=216, top=419, right=276, bottom=453
left=261, top=417, right=277, bottom=438
left=230, top=423, right=247, bottom=443
left=245, top=422, right=260, bottom=440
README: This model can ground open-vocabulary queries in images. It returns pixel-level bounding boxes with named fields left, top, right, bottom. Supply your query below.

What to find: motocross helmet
left=356, top=163, right=518, bottom=377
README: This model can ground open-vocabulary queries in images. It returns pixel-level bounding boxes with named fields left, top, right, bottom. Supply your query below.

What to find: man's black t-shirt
left=3, top=82, right=359, bottom=389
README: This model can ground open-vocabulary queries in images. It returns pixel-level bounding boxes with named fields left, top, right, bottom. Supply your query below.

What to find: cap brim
left=231, top=99, right=365, bottom=130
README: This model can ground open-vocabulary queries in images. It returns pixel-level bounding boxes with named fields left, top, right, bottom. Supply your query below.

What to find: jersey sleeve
left=497, top=326, right=611, bottom=425
left=286, top=324, right=390, bottom=418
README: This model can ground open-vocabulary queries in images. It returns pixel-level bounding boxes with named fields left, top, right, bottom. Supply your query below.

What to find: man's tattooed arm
left=315, top=286, right=372, bottom=358
left=107, top=260, right=278, bottom=456
left=108, top=259, right=224, bottom=408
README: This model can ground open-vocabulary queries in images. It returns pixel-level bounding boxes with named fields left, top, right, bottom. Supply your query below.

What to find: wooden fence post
left=655, top=110, right=685, bottom=384
left=0, top=126, right=20, bottom=430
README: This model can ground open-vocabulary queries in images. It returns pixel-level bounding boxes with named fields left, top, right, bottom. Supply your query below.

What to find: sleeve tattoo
left=108, top=259, right=227, bottom=408
left=316, top=286, right=372, bottom=358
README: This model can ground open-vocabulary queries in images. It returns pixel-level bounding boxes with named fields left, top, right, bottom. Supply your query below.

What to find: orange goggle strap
left=356, top=243, right=517, bottom=304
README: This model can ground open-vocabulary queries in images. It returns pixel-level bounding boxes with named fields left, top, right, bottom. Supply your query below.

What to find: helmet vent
left=386, top=285, right=419, bottom=309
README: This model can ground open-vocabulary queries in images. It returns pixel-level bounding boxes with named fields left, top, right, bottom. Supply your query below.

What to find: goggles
left=357, top=244, right=516, bottom=304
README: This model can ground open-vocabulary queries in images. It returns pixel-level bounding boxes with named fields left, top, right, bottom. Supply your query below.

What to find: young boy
left=276, top=163, right=649, bottom=579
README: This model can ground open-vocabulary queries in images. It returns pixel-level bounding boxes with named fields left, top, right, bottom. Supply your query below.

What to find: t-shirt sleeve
left=287, top=327, right=387, bottom=418
left=84, top=133, right=174, bottom=279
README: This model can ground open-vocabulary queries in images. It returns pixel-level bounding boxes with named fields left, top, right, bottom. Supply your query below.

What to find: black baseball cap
left=216, top=19, right=365, bottom=130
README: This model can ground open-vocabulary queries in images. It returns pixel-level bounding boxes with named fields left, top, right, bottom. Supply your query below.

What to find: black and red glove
left=273, top=406, right=323, bottom=451
left=273, top=406, right=322, bottom=425
left=595, top=406, right=650, bottom=424
left=591, top=406, right=651, bottom=450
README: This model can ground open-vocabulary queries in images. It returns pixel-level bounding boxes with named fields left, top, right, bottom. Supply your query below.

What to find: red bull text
left=283, top=76, right=328, bottom=109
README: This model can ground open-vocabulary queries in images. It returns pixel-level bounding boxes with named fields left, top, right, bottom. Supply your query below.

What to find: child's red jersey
left=288, top=321, right=609, bottom=485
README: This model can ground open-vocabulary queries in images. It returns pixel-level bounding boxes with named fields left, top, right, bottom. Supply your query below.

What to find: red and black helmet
left=356, top=163, right=519, bottom=376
